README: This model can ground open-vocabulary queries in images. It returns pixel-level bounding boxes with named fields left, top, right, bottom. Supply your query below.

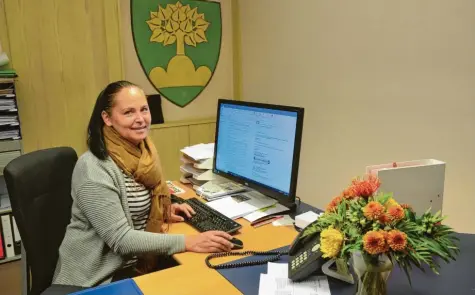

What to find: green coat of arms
left=131, top=0, right=222, bottom=107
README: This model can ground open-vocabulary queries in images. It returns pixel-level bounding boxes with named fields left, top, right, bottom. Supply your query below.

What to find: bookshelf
left=0, top=71, right=22, bottom=265
left=0, top=176, right=21, bottom=265
left=0, top=74, right=22, bottom=176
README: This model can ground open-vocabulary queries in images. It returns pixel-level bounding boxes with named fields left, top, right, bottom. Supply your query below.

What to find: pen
left=251, top=215, right=284, bottom=228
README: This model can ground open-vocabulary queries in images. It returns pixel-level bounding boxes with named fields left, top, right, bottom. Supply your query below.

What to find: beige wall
left=120, top=0, right=234, bottom=121
left=238, top=0, right=475, bottom=233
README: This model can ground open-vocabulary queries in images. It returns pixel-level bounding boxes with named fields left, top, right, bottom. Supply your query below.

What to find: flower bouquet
left=302, top=175, right=459, bottom=295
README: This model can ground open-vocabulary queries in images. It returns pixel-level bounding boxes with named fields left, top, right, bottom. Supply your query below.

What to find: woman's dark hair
left=87, top=80, right=139, bottom=160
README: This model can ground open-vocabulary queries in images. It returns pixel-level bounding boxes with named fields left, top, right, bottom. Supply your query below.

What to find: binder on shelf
left=366, top=159, right=446, bottom=215
left=0, top=227, right=5, bottom=260
left=11, top=216, right=21, bottom=255
left=1, top=214, right=14, bottom=258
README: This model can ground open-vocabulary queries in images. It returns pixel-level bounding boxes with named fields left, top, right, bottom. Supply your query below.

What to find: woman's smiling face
left=101, top=86, right=151, bottom=145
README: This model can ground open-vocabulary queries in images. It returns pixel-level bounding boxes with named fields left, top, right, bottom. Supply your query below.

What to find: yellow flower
left=385, top=197, right=399, bottom=209
left=320, top=227, right=344, bottom=258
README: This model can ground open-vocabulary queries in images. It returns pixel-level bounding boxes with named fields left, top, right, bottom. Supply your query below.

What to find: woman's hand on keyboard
left=185, top=231, right=234, bottom=253
left=170, top=203, right=196, bottom=222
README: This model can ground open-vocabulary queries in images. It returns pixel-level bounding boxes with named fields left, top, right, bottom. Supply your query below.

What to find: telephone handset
left=205, top=219, right=324, bottom=282
left=287, top=220, right=325, bottom=281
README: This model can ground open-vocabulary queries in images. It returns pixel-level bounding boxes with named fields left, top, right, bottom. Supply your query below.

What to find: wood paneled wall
left=1, top=0, right=218, bottom=180
left=0, top=1, right=11, bottom=70
left=150, top=118, right=216, bottom=180
left=2, top=0, right=123, bottom=153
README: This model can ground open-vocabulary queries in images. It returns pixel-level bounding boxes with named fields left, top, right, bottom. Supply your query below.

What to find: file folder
left=11, top=216, right=21, bottom=255
left=1, top=214, right=14, bottom=257
left=366, top=159, right=445, bottom=215
left=0, top=229, right=4, bottom=259
left=69, top=279, right=143, bottom=295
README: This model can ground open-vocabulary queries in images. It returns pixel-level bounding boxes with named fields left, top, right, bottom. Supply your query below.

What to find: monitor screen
left=214, top=99, right=304, bottom=205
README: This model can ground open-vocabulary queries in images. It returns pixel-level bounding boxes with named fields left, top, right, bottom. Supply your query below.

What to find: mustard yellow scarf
left=103, top=125, right=171, bottom=233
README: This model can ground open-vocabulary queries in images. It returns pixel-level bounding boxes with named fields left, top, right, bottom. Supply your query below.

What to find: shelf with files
left=0, top=77, right=22, bottom=176
left=0, top=209, right=21, bottom=265
left=0, top=78, right=21, bottom=141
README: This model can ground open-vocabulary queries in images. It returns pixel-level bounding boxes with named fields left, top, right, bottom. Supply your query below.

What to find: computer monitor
left=213, top=99, right=304, bottom=208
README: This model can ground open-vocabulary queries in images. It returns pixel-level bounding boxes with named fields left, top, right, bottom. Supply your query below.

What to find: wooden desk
left=133, top=183, right=298, bottom=295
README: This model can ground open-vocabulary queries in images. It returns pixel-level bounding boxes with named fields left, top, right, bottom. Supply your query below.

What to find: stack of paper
left=0, top=98, right=16, bottom=111
left=181, top=143, right=215, bottom=161
left=259, top=262, right=331, bottom=295
left=244, top=203, right=290, bottom=227
left=0, top=115, right=18, bottom=126
left=179, top=143, right=216, bottom=188
left=0, top=129, right=19, bottom=140
left=195, top=176, right=247, bottom=201
left=206, top=190, right=278, bottom=220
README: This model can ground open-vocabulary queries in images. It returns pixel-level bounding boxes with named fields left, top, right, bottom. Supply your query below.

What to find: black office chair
left=3, top=147, right=78, bottom=295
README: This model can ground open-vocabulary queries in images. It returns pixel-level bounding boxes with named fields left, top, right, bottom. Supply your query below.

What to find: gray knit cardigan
left=52, top=151, right=185, bottom=287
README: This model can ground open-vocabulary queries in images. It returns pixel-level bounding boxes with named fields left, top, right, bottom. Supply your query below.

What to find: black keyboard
left=180, top=197, right=242, bottom=233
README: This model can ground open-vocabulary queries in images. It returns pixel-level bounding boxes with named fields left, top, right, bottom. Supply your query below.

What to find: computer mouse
left=230, top=237, right=243, bottom=249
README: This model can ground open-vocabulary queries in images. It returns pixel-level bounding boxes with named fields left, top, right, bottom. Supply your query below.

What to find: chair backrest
left=4, top=147, right=78, bottom=295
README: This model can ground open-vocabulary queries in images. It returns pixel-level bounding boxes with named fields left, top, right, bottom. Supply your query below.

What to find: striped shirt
left=122, top=171, right=152, bottom=267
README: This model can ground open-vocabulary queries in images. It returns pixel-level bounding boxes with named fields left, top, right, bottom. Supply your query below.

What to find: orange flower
left=349, top=175, right=381, bottom=198
left=342, top=187, right=356, bottom=199
left=378, top=213, right=391, bottom=225
left=379, top=230, right=390, bottom=252
left=387, top=230, right=407, bottom=251
left=363, top=201, right=385, bottom=220
left=387, top=205, right=405, bottom=222
left=326, top=196, right=343, bottom=213
left=363, top=231, right=386, bottom=255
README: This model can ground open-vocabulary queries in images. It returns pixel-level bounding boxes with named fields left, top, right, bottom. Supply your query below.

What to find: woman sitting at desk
left=53, top=81, right=234, bottom=287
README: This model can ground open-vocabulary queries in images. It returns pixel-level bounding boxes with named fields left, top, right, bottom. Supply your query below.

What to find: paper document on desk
left=244, top=203, right=290, bottom=224
left=206, top=191, right=278, bottom=219
left=259, top=262, right=330, bottom=295
left=267, top=262, right=288, bottom=278
left=180, top=143, right=214, bottom=161
left=194, top=157, right=214, bottom=170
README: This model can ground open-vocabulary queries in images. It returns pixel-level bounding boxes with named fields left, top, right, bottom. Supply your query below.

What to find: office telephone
left=205, top=219, right=325, bottom=282
left=287, top=221, right=325, bottom=281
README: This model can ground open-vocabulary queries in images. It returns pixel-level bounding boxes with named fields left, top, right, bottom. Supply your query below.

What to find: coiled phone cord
left=205, top=250, right=289, bottom=269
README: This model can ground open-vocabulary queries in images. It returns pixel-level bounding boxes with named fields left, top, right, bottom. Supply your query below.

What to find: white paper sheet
left=206, top=191, right=277, bottom=219
left=267, top=262, right=288, bottom=278
left=244, top=203, right=290, bottom=223
left=258, top=274, right=331, bottom=295
left=180, top=143, right=215, bottom=161
left=272, top=215, right=294, bottom=226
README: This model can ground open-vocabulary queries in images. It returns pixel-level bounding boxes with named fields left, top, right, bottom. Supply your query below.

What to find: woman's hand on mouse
left=185, top=231, right=234, bottom=253
left=170, top=203, right=195, bottom=222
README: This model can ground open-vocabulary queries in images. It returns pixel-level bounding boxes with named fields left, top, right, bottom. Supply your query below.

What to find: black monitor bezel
left=213, top=99, right=304, bottom=208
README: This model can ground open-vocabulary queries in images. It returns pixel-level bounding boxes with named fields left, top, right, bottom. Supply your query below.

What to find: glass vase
left=351, top=251, right=393, bottom=295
